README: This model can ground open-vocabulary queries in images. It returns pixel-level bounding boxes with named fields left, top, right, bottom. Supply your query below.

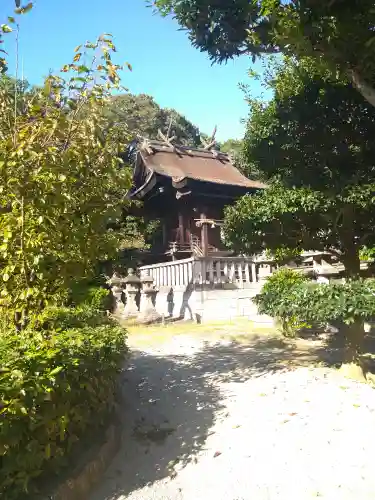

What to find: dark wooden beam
left=200, top=209, right=208, bottom=257
left=178, top=213, right=185, bottom=244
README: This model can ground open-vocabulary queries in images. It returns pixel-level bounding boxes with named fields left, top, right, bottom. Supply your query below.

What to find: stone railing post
left=108, top=272, right=125, bottom=317
left=137, top=271, right=161, bottom=324
left=124, top=268, right=141, bottom=319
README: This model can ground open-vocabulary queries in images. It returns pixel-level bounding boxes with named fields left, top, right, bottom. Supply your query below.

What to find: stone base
left=113, top=305, right=125, bottom=318
left=137, top=308, right=162, bottom=325
left=152, top=283, right=273, bottom=324
left=123, top=309, right=139, bottom=319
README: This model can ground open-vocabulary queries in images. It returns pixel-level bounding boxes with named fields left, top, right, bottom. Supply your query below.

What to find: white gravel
left=90, top=335, right=375, bottom=500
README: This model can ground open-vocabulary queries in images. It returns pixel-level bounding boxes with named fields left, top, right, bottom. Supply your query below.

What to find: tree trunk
left=341, top=248, right=360, bottom=279
left=339, top=319, right=366, bottom=381
left=340, top=243, right=365, bottom=380
left=350, top=70, right=375, bottom=108
left=340, top=204, right=360, bottom=279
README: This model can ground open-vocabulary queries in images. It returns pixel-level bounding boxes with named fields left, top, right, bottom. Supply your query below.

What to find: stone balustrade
left=139, top=257, right=195, bottom=289
left=138, top=256, right=278, bottom=289
left=106, top=253, right=372, bottom=324
left=111, top=253, right=363, bottom=303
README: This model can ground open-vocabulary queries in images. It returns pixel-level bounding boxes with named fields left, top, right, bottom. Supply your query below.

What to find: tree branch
left=359, top=232, right=373, bottom=245
left=349, top=70, right=375, bottom=108
left=20, top=195, right=29, bottom=288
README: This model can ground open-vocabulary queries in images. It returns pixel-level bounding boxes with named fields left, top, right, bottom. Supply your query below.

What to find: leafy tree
left=106, top=92, right=202, bottom=146
left=0, top=36, right=135, bottom=326
left=152, top=0, right=375, bottom=107
left=226, top=72, right=375, bottom=276
left=106, top=93, right=162, bottom=142
left=0, top=75, right=31, bottom=100
left=360, top=246, right=375, bottom=262
left=219, top=138, right=243, bottom=169
left=219, top=137, right=263, bottom=180
left=254, top=268, right=310, bottom=337
left=223, top=62, right=375, bottom=373
left=219, top=138, right=242, bottom=155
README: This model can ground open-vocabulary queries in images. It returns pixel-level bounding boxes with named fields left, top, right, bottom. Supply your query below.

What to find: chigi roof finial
left=201, top=125, right=219, bottom=158
left=157, top=116, right=178, bottom=150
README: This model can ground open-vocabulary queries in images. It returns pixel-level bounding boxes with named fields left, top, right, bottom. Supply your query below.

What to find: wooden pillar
left=201, top=209, right=208, bottom=257
left=178, top=213, right=185, bottom=244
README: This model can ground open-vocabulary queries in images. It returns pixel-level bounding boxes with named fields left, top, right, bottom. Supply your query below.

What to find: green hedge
left=255, top=272, right=375, bottom=334
left=0, top=320, right=127, bottom=498
left=68, top=282, right=112, bottom=311
left=29, top=304, right=114, bottom=331
left=284, top=279, right=375, bottom=325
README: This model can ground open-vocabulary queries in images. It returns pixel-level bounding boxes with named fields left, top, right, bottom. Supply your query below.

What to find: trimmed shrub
left=29, top=304, right=114, bottom=331
left=256, top=274, right=375, bottom=335
left=0, top=322, right=128, bottom=498
left=284, top=279, right=375, bottom=325
left=254, top=268, right=310, bottom=336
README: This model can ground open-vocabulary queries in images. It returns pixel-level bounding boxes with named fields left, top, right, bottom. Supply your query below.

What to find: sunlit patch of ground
left=123, top=318, right=277, bottom=347
left=91, top=321, right=375, bottom=500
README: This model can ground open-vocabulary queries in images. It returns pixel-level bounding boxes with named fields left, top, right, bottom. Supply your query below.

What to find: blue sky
left=3, top=0, right=268, bottom=141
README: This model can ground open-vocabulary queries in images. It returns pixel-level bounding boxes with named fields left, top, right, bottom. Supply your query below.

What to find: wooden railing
left=167, top=235, right=223, bottom=257
left=139, top=256, right=277, bottom=289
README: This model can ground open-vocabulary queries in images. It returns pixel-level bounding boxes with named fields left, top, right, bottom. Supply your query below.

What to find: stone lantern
left=123, top=268, right=141, bottom=318
left=137, top=270, right=161, bottom=324
left=108, top=272, right=125, bottom=317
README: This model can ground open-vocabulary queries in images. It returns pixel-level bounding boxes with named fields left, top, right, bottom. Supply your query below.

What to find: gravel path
left=91, top=334, right=375, bottom=500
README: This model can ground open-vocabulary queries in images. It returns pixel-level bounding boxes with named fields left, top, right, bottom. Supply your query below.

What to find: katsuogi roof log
left=128, top=139, right=266, bottom=200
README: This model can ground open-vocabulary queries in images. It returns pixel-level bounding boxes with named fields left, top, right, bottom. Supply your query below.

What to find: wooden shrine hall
left=120, top=130, right=367, bottom=323
left=127, top=132, right=265, bottom=262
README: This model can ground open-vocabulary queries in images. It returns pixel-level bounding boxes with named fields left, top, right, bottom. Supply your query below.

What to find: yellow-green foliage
left=0, top=34, right=132, bottom=326
left=0, top=7, right=131, bottom=498
left=0, top=318, right=128, bottom=498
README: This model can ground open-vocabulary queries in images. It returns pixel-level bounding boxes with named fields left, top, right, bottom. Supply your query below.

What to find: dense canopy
left=224, top=64, right=375, bottom=278
left=153, top=0, right=375, bottom=107
left=106, top=93, right=202, bottom=146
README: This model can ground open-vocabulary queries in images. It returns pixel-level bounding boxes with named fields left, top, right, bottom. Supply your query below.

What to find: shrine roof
left=137, top=140, right=266, bottom=189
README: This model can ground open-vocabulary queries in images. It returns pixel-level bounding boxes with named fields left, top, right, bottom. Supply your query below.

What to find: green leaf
left=77, top=65, right=90, bottom=73
left=1, top=24, right=13, bottom=33
left=49, top=366, right=63, bottom=376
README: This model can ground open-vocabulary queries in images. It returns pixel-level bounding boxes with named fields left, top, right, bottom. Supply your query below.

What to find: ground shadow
left=166, top=284, right=194, bottom=320
left=297, top=321, right=375, bottom=370
left=178, top=283, right=193, bottom=320
left=90, top=335, right=332, bottom=500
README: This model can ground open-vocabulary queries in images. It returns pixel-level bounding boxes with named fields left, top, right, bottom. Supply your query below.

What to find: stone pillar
left=124, top=268, right=141, bottom=318
left=137, top=271, right=161, bottom=324
left=108, top=273, right=125, bottom=317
